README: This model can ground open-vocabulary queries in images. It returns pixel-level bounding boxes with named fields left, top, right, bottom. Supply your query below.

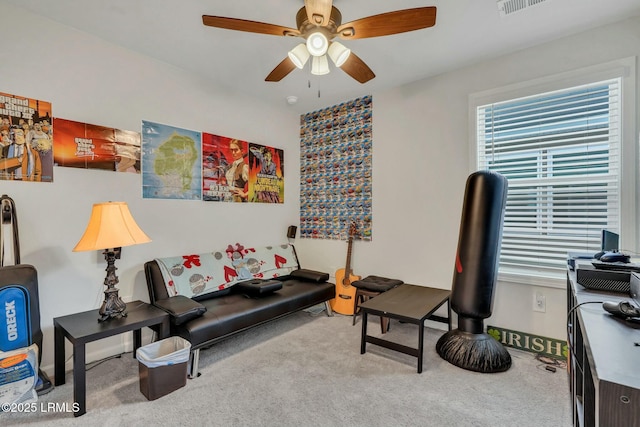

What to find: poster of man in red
left=53, top=118, right=140, bottom=173
left=0, top=92, right=53, bottom=182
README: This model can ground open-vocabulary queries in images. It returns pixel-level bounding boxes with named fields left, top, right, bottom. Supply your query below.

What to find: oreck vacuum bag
left=0, top=344, right=39, bottom=405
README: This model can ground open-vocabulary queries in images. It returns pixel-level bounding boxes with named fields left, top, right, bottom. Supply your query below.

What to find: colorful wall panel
left=299, top=95, right=372, bottom=240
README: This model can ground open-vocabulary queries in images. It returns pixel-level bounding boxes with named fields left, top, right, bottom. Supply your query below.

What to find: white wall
left=3, top=2, right=639, bottom=377
left=0, top=3, right=301, bottom=373
left=296, top=16, right=640, bottom=340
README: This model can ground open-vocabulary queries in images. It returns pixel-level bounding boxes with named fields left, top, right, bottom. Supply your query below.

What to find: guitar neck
left=344, top=237, right=353, bottom=274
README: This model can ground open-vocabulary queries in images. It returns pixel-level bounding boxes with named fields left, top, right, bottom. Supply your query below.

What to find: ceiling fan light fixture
left=328, top=42, right=351, bottom=67
left=311, top=55, right=330, bottom=76
left=306, top=31, right=329, bottom=57
left=203, top=5, right=437, bottom=84
left=288, top=43, right=310, bottom=69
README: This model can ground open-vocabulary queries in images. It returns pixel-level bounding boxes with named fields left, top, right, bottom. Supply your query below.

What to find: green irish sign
left=487, top=325, right=568, bottom=360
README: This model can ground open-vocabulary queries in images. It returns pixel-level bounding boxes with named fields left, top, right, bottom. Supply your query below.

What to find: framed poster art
left=248, top=143, right=284, bottom=203
left=202, top=134, right=285, bottom=203
left=141, top=120, right=202, bottom=200
left=202, top=133, right=248, bottom=202
left=0, top=92, right=53, bottom=182
left=53, top=118, right=141, bottom=173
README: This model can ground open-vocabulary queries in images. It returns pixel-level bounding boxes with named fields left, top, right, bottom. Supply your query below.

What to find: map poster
left=53, top=118, right=141, bottom=173
left=248, top=143, right=284, bottom=204
left=142, top=120, right=202, bottom=200
left=202, top=133, right=248, bottom=202
left=0, top=92, right=53, bottom=182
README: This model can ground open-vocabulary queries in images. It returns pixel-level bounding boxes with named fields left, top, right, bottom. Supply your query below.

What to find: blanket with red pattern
left=154, top=243, right=298, bottom=299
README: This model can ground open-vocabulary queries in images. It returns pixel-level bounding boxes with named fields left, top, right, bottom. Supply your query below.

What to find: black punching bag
left=436, top=170, right=511, bottom=373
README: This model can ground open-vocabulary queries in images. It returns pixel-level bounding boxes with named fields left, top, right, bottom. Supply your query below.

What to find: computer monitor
left=601, top=229, right=619, bottom=252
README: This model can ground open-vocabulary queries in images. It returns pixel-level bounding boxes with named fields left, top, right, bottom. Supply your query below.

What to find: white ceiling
left=6, top=0, right=640, bottom=113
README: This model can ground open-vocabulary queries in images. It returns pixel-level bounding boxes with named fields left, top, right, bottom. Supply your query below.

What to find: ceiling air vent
left=497, top=0, right=548, bottom=17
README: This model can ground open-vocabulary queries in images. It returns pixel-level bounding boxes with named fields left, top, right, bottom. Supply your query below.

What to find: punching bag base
left=436, top=329, right=511, bottom=373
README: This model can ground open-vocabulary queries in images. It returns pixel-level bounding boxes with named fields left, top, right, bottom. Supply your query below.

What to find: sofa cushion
left=155, top=244, right=299, bottom=300
left=235, top=279, right=283, bottom=297
left=176, top=279, right=335, bottom=349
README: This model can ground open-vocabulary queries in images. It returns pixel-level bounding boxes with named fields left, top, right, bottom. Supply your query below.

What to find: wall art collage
left=299, top=95, right=373, bottom=241
left=142, top=120, right=284, bottom=203
left=0, top=91, right=285, bottom=204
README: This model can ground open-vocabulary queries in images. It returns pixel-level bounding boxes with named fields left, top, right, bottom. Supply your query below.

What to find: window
left=472, top=59, right=636, bottom=283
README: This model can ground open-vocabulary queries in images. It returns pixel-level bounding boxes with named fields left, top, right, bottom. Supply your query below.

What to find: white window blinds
left=476, top=79, right=621, bottom=278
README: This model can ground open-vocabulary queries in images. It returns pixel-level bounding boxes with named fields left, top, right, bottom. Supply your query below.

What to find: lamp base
left=98, top=287, right=128, bottom=322
left=97, top=249, right=128, bottom=322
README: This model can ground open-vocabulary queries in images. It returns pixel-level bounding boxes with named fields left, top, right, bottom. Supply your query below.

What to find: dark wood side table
left=567, top=262, right=640, bottom=426
left=54, top=300, right=170, bottom=417
left=359, top=284, right=451, bottom=373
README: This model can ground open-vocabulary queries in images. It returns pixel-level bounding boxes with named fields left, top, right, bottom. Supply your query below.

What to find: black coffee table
left=359, top=284, right=451, bottom=373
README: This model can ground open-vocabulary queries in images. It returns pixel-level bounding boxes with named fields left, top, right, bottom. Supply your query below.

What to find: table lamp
left=73, top=201, right=151, bottom=322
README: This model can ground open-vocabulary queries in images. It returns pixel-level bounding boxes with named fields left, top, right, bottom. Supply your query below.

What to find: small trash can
left=136, top=336, right=191, bottom=400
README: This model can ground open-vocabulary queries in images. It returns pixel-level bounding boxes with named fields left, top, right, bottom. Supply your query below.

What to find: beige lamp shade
left=288, top=43, right=310, bottom=69
left=73, top=201, right=151, bottom=252
left=311, top=55, right=330, bottom=76
left=328, top=41, right=351, bottom=67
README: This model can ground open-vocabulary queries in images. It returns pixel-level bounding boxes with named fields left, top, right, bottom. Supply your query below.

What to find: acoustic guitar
left=330, top=222, right=361, bottom=315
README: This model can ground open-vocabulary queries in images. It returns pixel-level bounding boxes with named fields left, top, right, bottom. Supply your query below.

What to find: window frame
left=469, top=57, right=637, bottom=288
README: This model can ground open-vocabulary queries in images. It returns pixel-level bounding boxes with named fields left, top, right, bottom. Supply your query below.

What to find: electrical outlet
left=533, top=291, right=546, bottom=313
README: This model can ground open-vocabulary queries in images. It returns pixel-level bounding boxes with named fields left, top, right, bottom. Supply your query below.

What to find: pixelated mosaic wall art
left=299, top=95, right=372, bottom=241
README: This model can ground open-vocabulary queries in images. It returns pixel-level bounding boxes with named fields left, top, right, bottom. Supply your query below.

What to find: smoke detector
left=497, top=0, right=548, bottom=17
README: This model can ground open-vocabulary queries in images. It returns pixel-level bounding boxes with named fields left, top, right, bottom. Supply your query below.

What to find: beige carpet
left=4, top=308, right=571, bottom=426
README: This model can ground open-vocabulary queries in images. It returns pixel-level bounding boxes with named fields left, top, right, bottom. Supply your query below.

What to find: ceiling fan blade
left=337, top=7, right=436, bottom=40
left=304, top=0, right=333, bottom=26
left=203, top=15, right=300, bottom=37
left=340, top=52, right=375, bottom=84
left=265, top=57, right=297, bottom=82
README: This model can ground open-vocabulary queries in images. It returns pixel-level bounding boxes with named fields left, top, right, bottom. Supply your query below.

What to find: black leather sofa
left=144, top=261, right=335, bottom=377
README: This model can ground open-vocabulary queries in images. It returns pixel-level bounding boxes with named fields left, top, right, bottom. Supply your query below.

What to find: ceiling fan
left=202, top=1, right=437, bottom=84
